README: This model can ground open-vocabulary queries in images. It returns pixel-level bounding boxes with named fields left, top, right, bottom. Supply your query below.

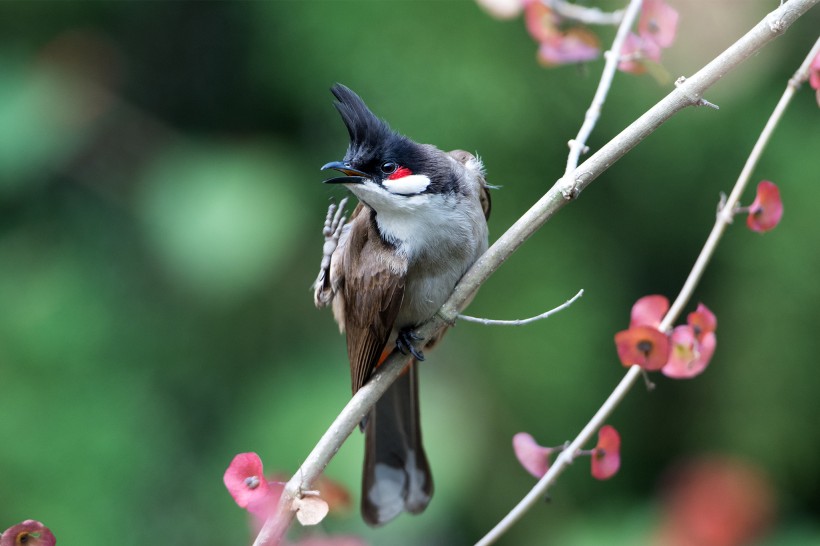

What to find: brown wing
left=341, top=208, right=408, bottom=394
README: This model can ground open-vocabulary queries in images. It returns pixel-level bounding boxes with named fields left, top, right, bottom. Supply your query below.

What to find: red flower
left=0, top=521, right=56, bottom=546
left=591, top=425, right=621, bottom=480
left=512, top=432, right=554, bottom=479
left=615, top=325, right=671, bottom=370
left=687, top=303, right=717, bottom=339
left=746, top=181, right=783, bottom=233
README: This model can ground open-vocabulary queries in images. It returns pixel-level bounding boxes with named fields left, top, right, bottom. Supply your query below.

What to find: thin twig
left=458, top=289, right=584, bottom=326
left=252, top=2, right=818, bottom=545
left=564, top=0, right=644, bottom=175
left=473, top=31, right=820, bottom=546
left=545, top=0, right=625, bottom=25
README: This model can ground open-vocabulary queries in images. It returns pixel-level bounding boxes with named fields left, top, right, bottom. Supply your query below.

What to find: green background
left=1, top=1, right=818, bottom=545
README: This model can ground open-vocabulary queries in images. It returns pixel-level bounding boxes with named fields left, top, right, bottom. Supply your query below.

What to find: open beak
left=321, top=161, right=367, bottom=184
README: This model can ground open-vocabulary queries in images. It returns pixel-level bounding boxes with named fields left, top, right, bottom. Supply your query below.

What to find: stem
left=474, top=26, right=820, bottom=546
left=565, top=0, right=644, bottom=175
left=458, top=289, right=583, bottom=326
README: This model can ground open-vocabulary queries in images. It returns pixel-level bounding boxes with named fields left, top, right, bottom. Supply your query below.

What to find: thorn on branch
left=696, top=97, right=720, bottom=109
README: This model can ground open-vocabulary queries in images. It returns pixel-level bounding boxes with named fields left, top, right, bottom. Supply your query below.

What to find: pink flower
left=525, top=1, right=600, bottom=66
left=512, top=432, right=554, bottom=479
left=591, top=425, right=621, bottom=480
left=224, top=451, right=284, bottom=524
left=638, top=0, right=679, bottom=49
left=630, top=294, right=669, bottom=329
left=524, top=0, right=560, bottom=43
left=538, top=27, right=600, bottom=66
left=620, top=0, right=677, bottom=75
left=1, top=520, right=56, bottom=546
left=662, top=303, right=717, bottom=379
left=809, top=51, right=820, bottom=107
left=687, top=303, right=717, bottom=340
left=618, top=32, right=662, bottom=74
left=615, top=325, right=671, bottom=370
left=746, top=181, right=783, bottom=233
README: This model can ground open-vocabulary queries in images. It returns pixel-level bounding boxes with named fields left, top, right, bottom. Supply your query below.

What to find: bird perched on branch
left=314, top=84, right=491, bottom=526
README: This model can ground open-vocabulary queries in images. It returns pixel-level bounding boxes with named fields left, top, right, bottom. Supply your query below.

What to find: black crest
left=330, top=84, right=409, bottom=164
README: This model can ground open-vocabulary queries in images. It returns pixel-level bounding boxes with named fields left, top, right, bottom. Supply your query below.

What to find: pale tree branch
left=252, top=1, right=818, bottom=544
left=475, top=28, right=820, bottom=546
left=458, top=289, right=584, bottom=326
left=545, top=0, right=625, bottom=25
left=565, top=0, right=643, bottom=175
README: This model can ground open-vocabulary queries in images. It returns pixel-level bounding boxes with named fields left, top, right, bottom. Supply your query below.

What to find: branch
left=458, top=289, right=583, bottom=326
left=545, top=0, right=624, bottom=25
left=565, top=0, right=643, bottom=175
left=252, top=1, right=818, bottom=544
left=474, top=27, right=820, bottom=546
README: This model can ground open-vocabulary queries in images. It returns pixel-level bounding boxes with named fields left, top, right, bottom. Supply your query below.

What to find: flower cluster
left=615, top=295, right=716, bottom=379
left=524, top=1, right=601, bottom=66
left=513, top=425, right=621, bottom=481
left=224, top=453, right=362, bottom=545
left=476, top=0, right=678, bottom=72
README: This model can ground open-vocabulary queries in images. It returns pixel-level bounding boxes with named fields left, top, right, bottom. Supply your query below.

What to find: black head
left=322, top=84, right=455, bottom=198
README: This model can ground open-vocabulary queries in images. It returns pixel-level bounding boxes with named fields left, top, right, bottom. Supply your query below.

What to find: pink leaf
left=512, top=432, right=554, bottom=478
left=746, top=181, right=783, bottom=233
left=591, top=425, right=621, bottom=480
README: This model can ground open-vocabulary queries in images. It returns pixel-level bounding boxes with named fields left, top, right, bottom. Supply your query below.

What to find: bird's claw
left=313, top=197, right=349, bottom=307
left=396, top=328, right=425, bottom=361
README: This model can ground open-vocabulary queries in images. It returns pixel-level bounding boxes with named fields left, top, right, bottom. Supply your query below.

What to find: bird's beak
left=321, top=161, right=367, bottom=184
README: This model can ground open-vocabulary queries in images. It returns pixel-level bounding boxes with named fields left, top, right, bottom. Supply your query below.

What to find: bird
left=313, top=83, right=491, bottom=526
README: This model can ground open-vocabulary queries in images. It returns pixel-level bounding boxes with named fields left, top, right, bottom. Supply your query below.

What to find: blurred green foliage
left=0, top=2, right=818, bottom=545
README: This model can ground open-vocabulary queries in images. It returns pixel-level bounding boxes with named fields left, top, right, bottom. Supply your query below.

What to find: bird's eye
left=380, top=162, right=398, bottom=174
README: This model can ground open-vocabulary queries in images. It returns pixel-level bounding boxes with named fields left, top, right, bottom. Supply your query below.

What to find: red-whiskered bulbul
left=313, top=84, right=491, bottom=526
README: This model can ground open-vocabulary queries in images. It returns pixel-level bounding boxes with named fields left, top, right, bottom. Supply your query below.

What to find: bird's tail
left=361, top=360, right=433, bottom=526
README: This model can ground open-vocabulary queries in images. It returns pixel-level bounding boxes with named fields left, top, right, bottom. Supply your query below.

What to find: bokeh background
left=1, top=1, right=818, bottom=545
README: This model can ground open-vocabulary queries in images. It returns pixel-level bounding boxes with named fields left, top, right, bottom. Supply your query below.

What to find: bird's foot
left=313, top=197, right=349, bottom=307
left=396, top=328, right=425, bottom=361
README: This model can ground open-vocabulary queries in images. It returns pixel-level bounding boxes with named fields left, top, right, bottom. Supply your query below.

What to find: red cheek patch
left=388, top=167, right=412, bottom=180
